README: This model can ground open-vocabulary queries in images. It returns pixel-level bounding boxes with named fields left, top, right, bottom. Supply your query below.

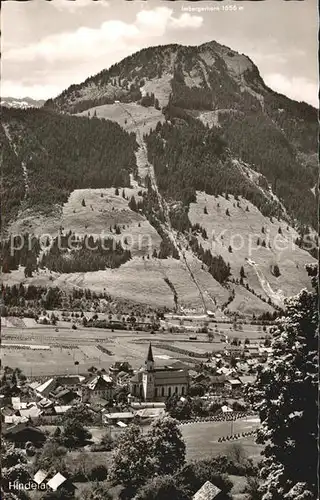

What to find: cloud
left=4, top=21, right=139, bottom=63
left=2, top=6, right=204, bottom=99
left=264, top=73, right=318, bottom=108
left=52, top=0, right=110, bottom=13
left=4, top=7, right=203, bottom=64
left=1, top=81, right=62, bottom=101
left=169, top=13, right=203, bottom=29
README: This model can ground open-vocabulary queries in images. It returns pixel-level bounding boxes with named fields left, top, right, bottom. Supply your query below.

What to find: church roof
left=147, top=343, right=154, bottom=362
left=130, top=367, right=189, bottom=386
left=154, top=369, right=188, bottom=386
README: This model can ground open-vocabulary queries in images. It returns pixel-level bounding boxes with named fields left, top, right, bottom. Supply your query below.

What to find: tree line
left=189, top=235, right=231, bottom=284
left=40, top=233, right=131, bottom=273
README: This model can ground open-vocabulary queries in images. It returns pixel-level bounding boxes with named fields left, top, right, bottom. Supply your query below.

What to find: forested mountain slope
left=1, top=40, right=317, bottom=314
left=1, top=107, right=137, bottom=226
left=45, top=40, right=318, bottom=231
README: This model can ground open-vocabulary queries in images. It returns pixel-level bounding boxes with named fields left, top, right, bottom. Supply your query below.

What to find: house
left=193, top=373, right=211, bottom=385
left=55, top=375, right=85, bottom=386
left=130, top=344, right=189, bottom=402
left=134, top=407, right=165, bottom=420
left=226, top=378, right=242, bottom=392
left=38, top=398, right=53, bottom=411
left=216, top=367, right=236, bottom=377
left=238, top=375, right=256, bottom=386
left=103, top=411, right=135, bottom=425
left=33, top=469, right=49, bottom=486
left=54, top=406, right=72, bottom=415
left=3, top=421, right=46, bottom=447
left=30, top=376, right=83, bottom=400
left=189, top=370, right=198, bottom=379
left=11, top=397, right=22, bottom=410
left=221, top=405, right=233, bottom=413
left=46, top=473, right=76, bottom=494
left=1, top=405, right=16, bottom=421
left=193, top=480, right=225, bottom=500
left=82, top=374, right=114, bottom=402
left=209, top=375, right=226, bottom=392
left=224, top=345, right=243, bottom=357
left=19, top=405, right=42, bottom=420
left=53, top=388, right=79, bottom=405
left=116, top=371, right=131, bottom=385
left=243, top=344, right=260, bottom=357
left=210, top=375, right=226, bottom=386
left=109, top=361, right=132, bottom=376
left=31, top=378, right=56, bottom=399
left=130, top=402, right=165, bottom=410
left=4, top=415, right=29, bottom=425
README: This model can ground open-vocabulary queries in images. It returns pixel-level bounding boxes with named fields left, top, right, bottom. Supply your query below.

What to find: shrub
left=89, top=465, right=109, bottom=482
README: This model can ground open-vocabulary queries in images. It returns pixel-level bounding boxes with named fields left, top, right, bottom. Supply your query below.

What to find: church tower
left=145, top=343, right=155, bottom=372
left=142, top=343, right=155, bottom=401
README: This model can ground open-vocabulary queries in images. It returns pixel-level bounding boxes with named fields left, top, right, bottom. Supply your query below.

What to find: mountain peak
left=1, top=97, right=45, bottom=109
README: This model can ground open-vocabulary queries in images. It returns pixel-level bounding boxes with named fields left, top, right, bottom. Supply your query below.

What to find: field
left=29, top=418, right=262, bottom=499
left=4, top=172, right=314, bottom=317
left=189, top=191, right=315, bottom=307
left=2, top=315, right=270, bottom=377
left=77, top=102, right=165, bottom=137
left=7, top=187, right=161, bottom=257
left=1, top=324, right=206, bottom=377
left=3, top=254, right=229, bottom=310
left=4, top=181, right=314, bottom=316
left=181, top=417, right=263, bottom=462
left=45, top=417, right=262, bottom=473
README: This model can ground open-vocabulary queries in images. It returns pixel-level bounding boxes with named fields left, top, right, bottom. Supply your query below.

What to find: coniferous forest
left=1, top=232, right=131, bottom=275
left=1, top=107, right=138, bottom=224
left=145, top=116, right=279, bottom=219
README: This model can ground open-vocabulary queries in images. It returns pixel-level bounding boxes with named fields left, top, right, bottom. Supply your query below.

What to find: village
left=1, top=320, right=268, bottom=499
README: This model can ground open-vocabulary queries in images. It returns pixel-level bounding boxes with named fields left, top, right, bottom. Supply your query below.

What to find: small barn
left=3, top=421, right=46, bottom=447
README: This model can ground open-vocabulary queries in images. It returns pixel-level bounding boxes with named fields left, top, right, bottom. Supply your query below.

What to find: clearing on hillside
left=188, top=192, right=315, bottom=305
left=8, top=188, right=161, bottom=257
left=77, top=102, right=165, bottom=136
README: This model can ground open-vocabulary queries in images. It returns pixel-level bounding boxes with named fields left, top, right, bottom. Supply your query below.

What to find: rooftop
left=34, top=470, right=49, bottom=486
left=104, top=412, right=135, bottom=420
left=193, top=481, right=221, bottom=500
left=4, top=421, right=44, bottom=436
left=85, top=374, right=113, bottom=390
left=47, top=473, right=67, bottom=491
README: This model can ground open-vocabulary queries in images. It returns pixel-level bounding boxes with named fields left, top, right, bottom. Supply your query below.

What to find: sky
left=1, top=0, right=318, bottom=107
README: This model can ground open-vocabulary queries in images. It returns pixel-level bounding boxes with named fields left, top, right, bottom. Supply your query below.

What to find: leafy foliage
left=135, top=475, right=189, bottom=500
left=34, top=440, right=68, bottom=472
left=60, top=419, right=92, bottom=449
left=109, top=417, right=185, bottom=494
left=0, top=367, right=29, bottom=397
left=247, top=264, right=318, bottom=499
left=176, top=457, right=233, bottom=498
left=108, top=425, right=155, bottom=491
left=1, top=439, right=31, bottom=498
left=148, top=416, right=186, bottom=475
left=82, top=483, right=112, bottom=500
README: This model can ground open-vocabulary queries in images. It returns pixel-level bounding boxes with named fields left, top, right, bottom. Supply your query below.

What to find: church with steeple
left=130, top=343, right=189, bottom=401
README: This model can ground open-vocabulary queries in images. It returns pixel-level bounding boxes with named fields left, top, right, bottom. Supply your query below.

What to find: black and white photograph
left=1, top=0, right=318, bottom=499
